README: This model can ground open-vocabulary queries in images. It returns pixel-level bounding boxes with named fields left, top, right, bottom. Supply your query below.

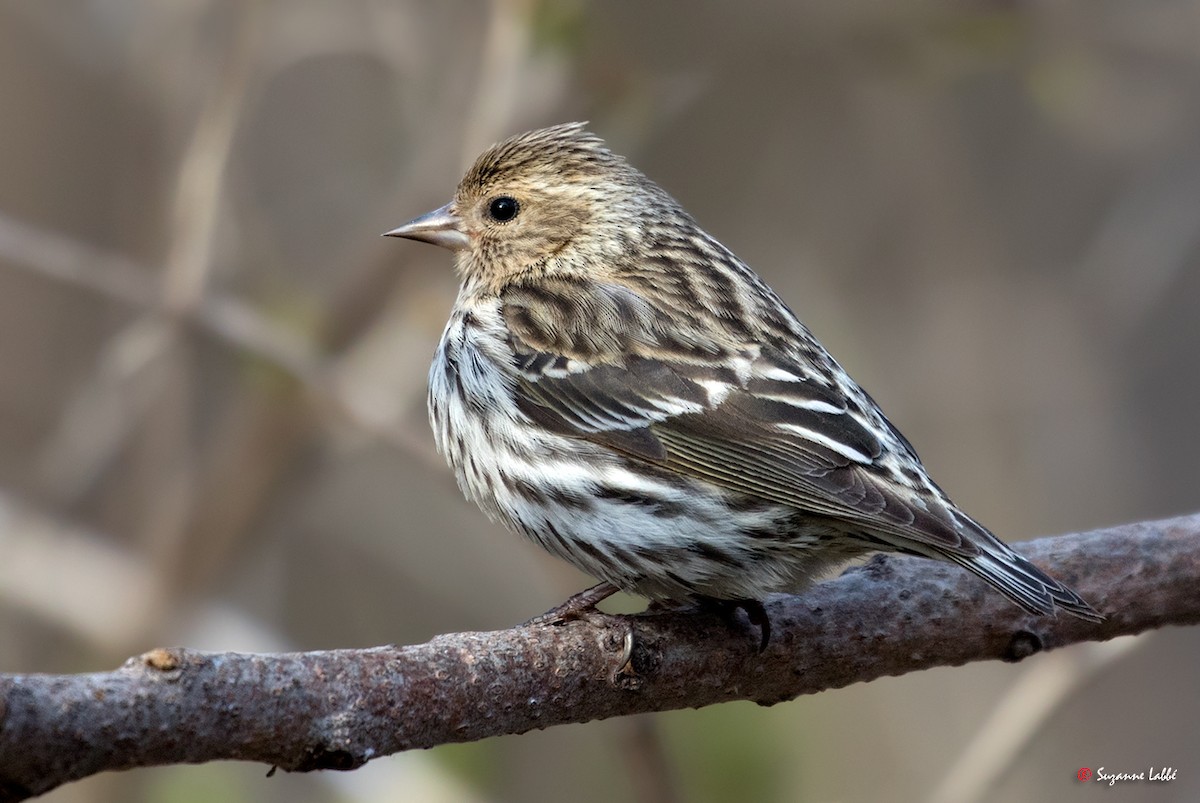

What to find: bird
left=385, top=122, right=1102, bottom=642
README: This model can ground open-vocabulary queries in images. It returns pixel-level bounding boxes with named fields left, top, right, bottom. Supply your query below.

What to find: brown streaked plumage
left=386, top=123, right=1102, bottom=635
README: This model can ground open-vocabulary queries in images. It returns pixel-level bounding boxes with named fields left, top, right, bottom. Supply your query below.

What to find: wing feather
left=502, top=283, right=978, bottom=555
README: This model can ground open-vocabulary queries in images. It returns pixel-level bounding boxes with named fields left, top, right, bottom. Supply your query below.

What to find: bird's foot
left=525, top=582, right=635, bottom=674
left=523, top=581, right=620, bottom=627
left=696, top=597, right=772, bottom=652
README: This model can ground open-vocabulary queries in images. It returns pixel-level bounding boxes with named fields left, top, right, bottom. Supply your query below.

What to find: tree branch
left=2, top=514, right=1197, bottom=801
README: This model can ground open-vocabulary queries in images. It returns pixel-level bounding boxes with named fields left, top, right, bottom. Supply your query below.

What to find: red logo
left=1078, top=767, right=1092, bottom=782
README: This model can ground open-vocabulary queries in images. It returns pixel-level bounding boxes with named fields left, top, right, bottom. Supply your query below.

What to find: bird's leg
left=523, top=581, right=620, bottom=627
left=696, top=597, right=772, bottom=652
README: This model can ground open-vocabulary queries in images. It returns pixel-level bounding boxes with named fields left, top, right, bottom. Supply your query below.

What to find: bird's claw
left=698, top=597, right=772, bottom=652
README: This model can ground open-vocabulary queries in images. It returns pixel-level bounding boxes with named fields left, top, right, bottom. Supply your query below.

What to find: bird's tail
left=942, top=527, right=1104, bottom=622
left=866, top=498, right=1104, bottom=621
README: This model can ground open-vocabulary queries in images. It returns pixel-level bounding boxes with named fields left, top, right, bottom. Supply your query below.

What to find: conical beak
left=383, top=202, right=469, bottom=251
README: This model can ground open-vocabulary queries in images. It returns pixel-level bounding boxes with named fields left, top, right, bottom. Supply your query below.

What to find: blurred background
left=1, top=1, right=1198, bottom=801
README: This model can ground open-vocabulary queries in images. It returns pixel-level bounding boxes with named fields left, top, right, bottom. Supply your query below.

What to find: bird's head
left=386, top=123, right=662, bottom=291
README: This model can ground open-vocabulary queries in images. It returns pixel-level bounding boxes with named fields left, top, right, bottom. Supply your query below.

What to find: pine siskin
left=386, top=123, right=1102, bottom=636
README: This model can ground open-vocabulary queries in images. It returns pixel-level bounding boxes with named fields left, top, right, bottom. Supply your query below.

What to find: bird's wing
left=502, top=278, right=1105, bottom=621
left=501, top=281, right=975, bottom=555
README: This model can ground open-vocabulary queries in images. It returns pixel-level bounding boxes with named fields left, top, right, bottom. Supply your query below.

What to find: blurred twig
left=928, top=636, right=1144, bottom=803
left=139, top=2, right=273, bottom=603
left=0, top=485, right=288, bottom=654
left=1, top=203, right=438, bottom=616
left=0, top=488, right=162, bottom=650
left=622, top=716, right=683, bottom=803
left=34, top=316, right=178, bottom=503
left=2, top=514, right=1197, bottom=801
left=459, top=0, right=534, bottom=162
left=0, top=211, right=437, bottom=462
left=160, top=2, right=262, bottom=315
left=0, top=215, right=157, bottom=307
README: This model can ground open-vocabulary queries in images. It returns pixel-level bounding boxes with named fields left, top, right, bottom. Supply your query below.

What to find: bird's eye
left=487, top=196, right=520, bottom=222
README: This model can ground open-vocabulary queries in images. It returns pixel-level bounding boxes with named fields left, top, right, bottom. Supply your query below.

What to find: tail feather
left=869, top=507, right=1104, bottom=622
left=948, top=546, right=1104, bottom=622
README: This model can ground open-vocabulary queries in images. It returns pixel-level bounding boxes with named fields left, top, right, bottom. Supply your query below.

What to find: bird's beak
left=383, top=202, right=469, bottom=251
